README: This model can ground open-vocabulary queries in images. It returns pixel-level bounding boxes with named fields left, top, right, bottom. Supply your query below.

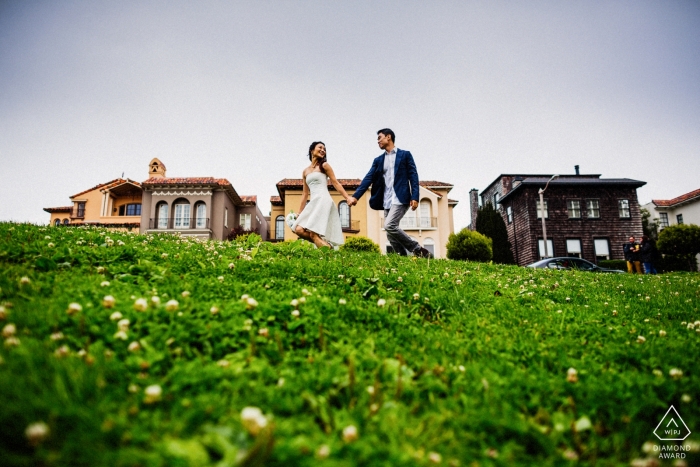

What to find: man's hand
left=347, top=196, right=357, bottom=206
left=410, top=200, right=418, bottom=211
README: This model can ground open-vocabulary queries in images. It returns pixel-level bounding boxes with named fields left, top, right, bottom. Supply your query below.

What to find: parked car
left=526, top=257, right=625, bottom=273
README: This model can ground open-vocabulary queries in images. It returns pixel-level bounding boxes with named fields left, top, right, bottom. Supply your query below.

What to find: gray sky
left=1, top=1, right=699, bottom=230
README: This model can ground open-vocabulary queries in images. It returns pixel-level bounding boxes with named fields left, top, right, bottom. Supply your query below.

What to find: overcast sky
left=1, top=1, right=699, bottom=230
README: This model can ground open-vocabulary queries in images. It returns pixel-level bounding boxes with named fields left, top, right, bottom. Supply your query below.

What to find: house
left=475, top=168, right=646, bottom=266
left=44, top=178, right=144, bottom=230
left=45, top=158, right=268, bottom=241
left=642, top=188, right=700, bottom=229
left=270, top=178, right=458, bottom=258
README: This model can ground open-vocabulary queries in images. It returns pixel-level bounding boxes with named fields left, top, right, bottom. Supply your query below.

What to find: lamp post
left=539, top=174, right=559, bottom=258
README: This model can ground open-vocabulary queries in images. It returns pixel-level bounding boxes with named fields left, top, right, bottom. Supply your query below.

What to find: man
left=347, top=128, right=432, bottom=258
left=623, top=235, right=642, bottom=274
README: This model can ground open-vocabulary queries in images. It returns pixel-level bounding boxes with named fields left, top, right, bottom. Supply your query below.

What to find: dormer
left=149, top=158, right=166, bottom=178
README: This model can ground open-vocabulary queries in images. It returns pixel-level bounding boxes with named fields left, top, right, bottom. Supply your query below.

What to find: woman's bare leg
left=309, top=231, right=332, bottom=249
left=295, top=225, right=313, bottom=242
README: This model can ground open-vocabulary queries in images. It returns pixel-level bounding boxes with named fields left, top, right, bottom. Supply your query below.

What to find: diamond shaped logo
left=653, top=406, right=691, bottom=441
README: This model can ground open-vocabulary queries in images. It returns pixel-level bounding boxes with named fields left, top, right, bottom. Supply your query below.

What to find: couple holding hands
left=290, top=128, right=433, bottom=258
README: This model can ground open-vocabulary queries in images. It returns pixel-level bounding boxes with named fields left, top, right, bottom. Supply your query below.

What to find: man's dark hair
left=377, top=128, right=395, bottom=142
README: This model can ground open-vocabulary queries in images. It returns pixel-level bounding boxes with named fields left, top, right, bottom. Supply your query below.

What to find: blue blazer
left=353, top=149, right=420, bottom=211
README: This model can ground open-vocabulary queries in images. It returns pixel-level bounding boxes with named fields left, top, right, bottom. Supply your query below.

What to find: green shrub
left=446, top=228, right=492, bottom=262
left=657, top=224, right=700, bottom=271
left=598, top=259, right=627, bottom=271
left=340, top=236, right=380, bottom=253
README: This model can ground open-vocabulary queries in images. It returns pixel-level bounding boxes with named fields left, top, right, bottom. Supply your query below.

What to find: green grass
left=0, top=222, right=698, bottom=466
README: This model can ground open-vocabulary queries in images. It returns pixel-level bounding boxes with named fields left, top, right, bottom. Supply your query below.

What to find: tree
left=641, top=208, right=659, bottom=241
left=657, top=224, right=700, bottom=272
left=475, top=203, right=515, bottom=264
left=446, top=228, right=493, bottom=262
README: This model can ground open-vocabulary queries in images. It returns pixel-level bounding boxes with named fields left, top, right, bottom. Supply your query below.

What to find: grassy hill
left=0, top=223, right=698, bottom=466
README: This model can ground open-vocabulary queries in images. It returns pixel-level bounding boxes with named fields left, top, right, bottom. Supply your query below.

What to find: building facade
left=477, top=171, right=646, bottom=266
left=642, top=188, right=700, bottom=230
left=270, top=178, right=458, bottom=258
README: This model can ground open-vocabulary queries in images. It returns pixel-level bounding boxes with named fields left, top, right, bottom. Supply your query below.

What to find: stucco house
left=270, top=178, right=458, bottom=258
left=642, top=188, right=700, bottom=230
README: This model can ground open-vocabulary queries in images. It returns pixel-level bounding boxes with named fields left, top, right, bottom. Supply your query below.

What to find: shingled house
left=475, top=168, right=646, bottom=266
left=270, top=178, right=458, bottom=258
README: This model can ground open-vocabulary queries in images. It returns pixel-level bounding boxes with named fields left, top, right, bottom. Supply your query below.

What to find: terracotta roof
left=141, top=177, right=243, bottom=205
left=43, top=206, right=72, bottom=213
left=70, top=178, right=142, bottom=199
left=240, top=195, right=257, bottom=205
left=270, top=196, right=283, bottom=206
left=652, top=188, right=700, bottom=208
left=419, top=181, right=453, bottom=188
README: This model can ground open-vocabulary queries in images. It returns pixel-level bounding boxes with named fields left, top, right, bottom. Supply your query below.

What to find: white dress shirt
left=382, top=147, right=402, bottom=209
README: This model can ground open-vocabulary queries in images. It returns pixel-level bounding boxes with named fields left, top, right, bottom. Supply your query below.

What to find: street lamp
left=539, top=174, right=559, bottom=258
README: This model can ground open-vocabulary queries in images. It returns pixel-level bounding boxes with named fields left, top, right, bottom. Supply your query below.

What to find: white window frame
left=275, top=215, right=285, bottom=240
left=566, top=239, right=582, bottom=258
left=240, top=213, right=251, bottom=230
left=339, top=201, right=350, bottom=228
left=659, top=212, right=669, bottom=227
left=174, top=203, right=190, bottom=229
left=618, top=199, right=630, bottom=218
left=536, top=200, right=548, bottom=219
left=594, top=238, right=610, bottom=260
left=586, top=200, right=600, bottom=218
left=567, top=200, right=581, bottom=219
left=538, top=239, right=554, bottom=258
left=195, top=203, right=206, bottom=229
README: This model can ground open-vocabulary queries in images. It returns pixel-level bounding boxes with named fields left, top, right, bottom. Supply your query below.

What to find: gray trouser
left=384, top=204, right=419, bottom=255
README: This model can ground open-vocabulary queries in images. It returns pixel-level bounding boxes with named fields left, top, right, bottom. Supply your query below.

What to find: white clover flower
left=54, top=345, right=69, bottom=357
left=455, top=279, right=462, bottom=285
left=117, top=319, right=130, bottom=331
left=4, top=336, right=20, bottom=347
left=114, top=330, right=128, bottom=340
left=150, top=296, right=161, bottom=306
left=165, top=300, right=179, bottom=312
left=669, top=368, right=683, bottom=379
left=144, top=384, right=162, bottom=404
left=458, top=365, right=466, bottom=372
left=100, top=281, right=110, bottom=287
left=44, top=236, right=51, bottom=240
left=217, top=359, right=230, bottom=368
left=2, top=323, right=16, bottom=338
left=47, top=242, right=55, bottom=248
left=316, top=444, right=331, bottom=459
left=210, top=306, right=219, bottom=315
left=67, top=302, right=82, bottom=315
left=128, top=384, right=139, bottom=393
left=117, top=240, right=125, bottom=246
left=637, top=335, right=646, bottom=344
left=241, top=407, right=268, bottom=436
left=246, top=297, right=258, bottom=310
left=241, top=294, right=249, bottom=300
left=302, top=288, right=312, bottom=296
left=96, top=267, right=105, bottom=274
left=681, top=394, right=692, bottom=403
left=25, top=422, right=50, bottom=446
left=161, top=253, right=168, bottom=259
left=258, top=328, right=269, bottom=337
left=659, top=330, right=667, bottom=337
left=688, top=323, right=695, bottom=330
left=397, top=276, right=403, bottom=282
left=127, top=341, right=140, bottom=352
left=428, top=452, right=442, bottom=464
left=338, top=275, right=344, bottom=279
left=653, top=369, right=663, bottom=377
left=0, top=306, right=6, bottom=320
left=612, top=310, right=618, bottom=316
left=50, top=332, right=64, bottom=341
left=338, top=298, right=347, bottom=305
left=366, top=386, right=375, bottom=395
left=277, top=378, right=285, bottom=387
left=181, top=291, right=190, bottom=298
left=424, top=297, right=430, bottom=302
left=565, top=297, right=571, bottom=302
left=566, top=367, right=578, bottom=383
left=291, top=310, right=300, bottom=318
left=342, top=425, right=358, bottom=443
left=413, top=293, right=420, bottom=300
left=133, top=298, right=148, bottom=312
left=299, top=296, right=306, bottom=303
left=102, top=295, right=116, bottom=308
left=109, top=311, right=123, bottom=321
left=217, top=276, right=224, bottom=282
left=228, top=263, right=235, bottom=269
left=290, top=299, right=299, bottom=307
left=377, top=298, right=386, bottom=307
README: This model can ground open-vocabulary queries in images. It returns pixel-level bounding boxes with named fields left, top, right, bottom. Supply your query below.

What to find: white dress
left=292, top=171, right=344, bottom=248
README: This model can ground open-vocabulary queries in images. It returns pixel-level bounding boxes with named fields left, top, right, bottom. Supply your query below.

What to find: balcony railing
left=341, top=220, right=360, bottom=232
left=381, top=217, right=437, bottom=229
left=149, top=218, right=210, bottom=230
left=71, top=208, right=85, bottom=219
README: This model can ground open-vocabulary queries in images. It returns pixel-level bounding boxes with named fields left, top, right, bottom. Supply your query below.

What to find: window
left=76, top=202, right=85, bottom=218
left=586, top=200, right=600, bottom=218
left=54, top=219, right=61, bottom=226
left=677, top=214, right=684, bottom=224
left=659, top=212, right=669, bottom=227
left=567, top=200, right=581, bottom=218
left=157, top=202, right=168, bottom=229
left=119, top=203, right=141, bottom=216
left=195, top=203, right=206, bottom=228
left=63, top=219, right=69, bottom=225
left=174, top=202, right=190, bottom=228
left=339, top=201, right=350, bottom=228
left=240, top=213, right=251, bottom=230
left=618, top=200, right=630, bottom=218
left=419, top=199, right=431, bottom=227
left=493, top=192, right=500, bottom=209
left=571, top=258, right=595, bottom=271
left=423, top=237, right=435, bottom=256
left=594, top=239, right=610, bottom=261
left=538, top=239, right=554, bottom=258
left=566, top=239, right=582, bottom=258
left=536, top=200, right=548, bottom=219
left=224, top=208, right=228, bottom=228
left=506, top=206, right=513, bottom=224
left=275, top=215, right=285, bottom=240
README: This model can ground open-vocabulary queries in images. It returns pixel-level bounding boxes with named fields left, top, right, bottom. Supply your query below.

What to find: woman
left=639, top=235, right=658, bottom=274
left=291, top=141, right=352, bottom=249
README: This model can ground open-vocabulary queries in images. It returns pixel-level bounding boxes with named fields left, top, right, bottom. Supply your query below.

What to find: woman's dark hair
left=377, top=128, right=395, bottom=142
left=641, top=235, right=649, bottom=243
left=308, top=141, right=327, bottom=173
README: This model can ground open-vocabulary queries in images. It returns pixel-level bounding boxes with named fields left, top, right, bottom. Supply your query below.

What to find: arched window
left=275, top=215, right=285, bottom=240
left=419, top=199, right=432, bottom=227
left=173, top=200, right=191, bottom=229
left=194, top=202, right=207, bottom=229
left=54, top=219, right=61, bottom=226
left=63, top=219, right=69, bottom=225
left=156, top=202, right=169, bottom=229
left=339, top=201, right=350, bottom=228
left=423, top=237, right=435, bottom=257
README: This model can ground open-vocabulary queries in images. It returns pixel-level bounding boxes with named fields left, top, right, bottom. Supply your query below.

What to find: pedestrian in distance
left=623, top=235, right=642, bottom=274
left=639, top=235, right=658, bottom=274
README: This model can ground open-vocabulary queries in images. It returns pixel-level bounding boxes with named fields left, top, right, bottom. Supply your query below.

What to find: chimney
left=469, top=189, right=479, bottom=230
left=574, top=165, right=580, bottom=176
left=148, top=158, right=166, bottom=178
